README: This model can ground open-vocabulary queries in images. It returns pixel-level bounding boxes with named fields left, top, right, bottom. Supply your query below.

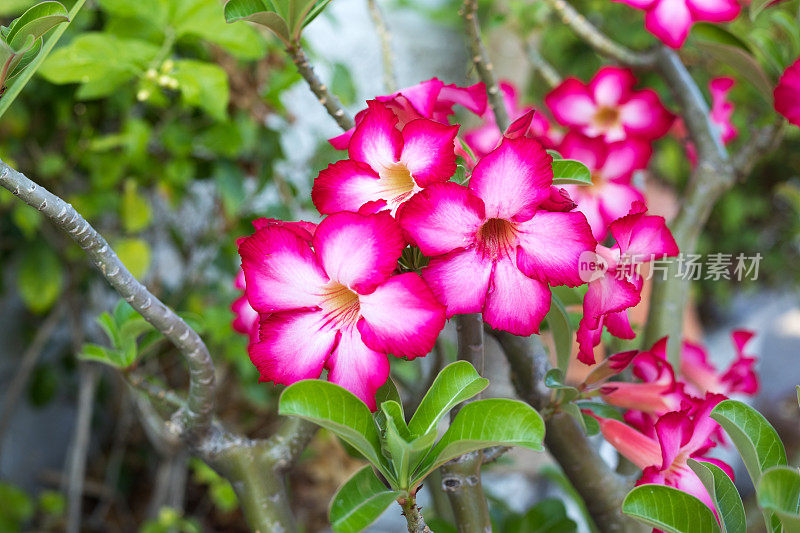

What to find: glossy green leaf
left=544, top=369, right=579, bottom=402
left=757, top=466, right=800, bottom=532
left=551, top=159, right=592, bottom=186
left=688, top=459, right=746, bottom=533
left=623, top=484, right=720, bottom=533
left=416, top=399, right=544, bottom=479
left=18, top=244, right=63, bottom=314
left=301, top=0, right=332, bottom=28
left=561, top=402, right=590, bottom=435
left=6, top=37, right=41, bottom=79
left=407, top=361, right=489, bottom=437
left=546, top=149, right=563, bottom=160
left=5, top=1, right=68, bottom=50
left=546, top=294, right=572, bottom=374
left=279, top=380, right=390, bottom=478
left=374, top=377, right=403, bottom=414
left=329, top=466, right=400, bottom=533
left=224, top=0, right=291, bottom=43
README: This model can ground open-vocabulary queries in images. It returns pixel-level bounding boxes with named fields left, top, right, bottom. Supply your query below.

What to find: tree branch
left=525, top=39, right=562, bottom=89
left=367, top=0, right=397, bottom=92
left=401, top=495, right=433, bottom=533
left=490, top=331, right=646, bottom=533
left=0, top=159, right=216, bottom=440
left=462, top=0, right=509, bottom=131
left=286, top=43, right=355, bottom=131
left=540, top=0, right=654, bottom=67
left=733, top=120, right=785, bottom=178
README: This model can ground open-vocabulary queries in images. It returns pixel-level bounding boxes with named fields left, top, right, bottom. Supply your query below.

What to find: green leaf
left=415, top=398, right=544, bottom=480
left=561, top=402, right=589, bottom=435
left=757, top=466, right=800, bottom=532
left=331, top=62, right=356, bottom=106
left=688, top=459, right=747, bottom=533
left=279, top=380, right=391, bottom=479
left=749, top=0, right=772, bottom=20
left=39, top=33, right=159, bottom=98
left=504, top=498, right=577, bottom=533
left=407, top=361, right=489, bottom=437
left=171, top=59, right=229, bottom=120
left=169, top=0, right=266, bottom=60
left=6, top=37, right=42, bottom=80
left=121, top=180, right=152, bottom=233
left=97, top=0, right=168, bottom=28
left=623, top=484, right=721, bottom=533
left=551, top=159, right=592, bottom=186
left=546, top=149, right=563, bottom=160
left=711, top=400, right=787, bottom=532
left=374, top=377, right=403, bottom=414
left=18, top=244, right=63, bottom=313
left=544, top=369, right=579, bottom=402
left=114, top=238, right=152, bottom=279
left=576, top=401, right=623, bottom=422
left=546, top=294, right=572, bottom=374
left=329, top=466, right=400, bottom=533
left=691, top=23, right=751, bottom=51
left=224, top=0, right=291, bottom=44
left=301, top=0, right=332, bottom=28
left=6, top=1, right=68, bottom=50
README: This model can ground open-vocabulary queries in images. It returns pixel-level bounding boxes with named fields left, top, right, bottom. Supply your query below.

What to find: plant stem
left=0, top=0, right=88, bottom=119
left=525, top=39, right=562, bottom=89
left=540, top=0, right=654, bottom=67
left=0, top=159, right=216, bottom=440
left=401, top=495, right=432, bottom=533
left=462, top=0, right=509, bottom=131
left=286, top=43, right=355, bottom=131
left=367, top=0, right=397, bottom=92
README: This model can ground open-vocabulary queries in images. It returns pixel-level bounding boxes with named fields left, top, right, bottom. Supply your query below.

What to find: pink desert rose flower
left=576, top=203, right=679, bottom=364
left=313, top=100, right=459, bottom=216
left=709, top=77, right=738, bottom=144
left=613, top=0, right=740, bottom=49
left=398, top=137, right=595, bottom=336
left=328, top=78, right=487, bottom=149
left=545, top=67, right=673, bottom=143
left=464, top=81, right=561, bottom=160
left=595, top=393, right=732, bottom=511
left=238, top=211, right=446, bottom=410
left=558, top=132, right=650, bottom=241
left=600, top=348, right=688, bottom=415
left=775, top=57, right=800, bottom=128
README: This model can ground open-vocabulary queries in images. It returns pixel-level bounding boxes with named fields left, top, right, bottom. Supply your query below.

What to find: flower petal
left=600, top=139, right=653, bottom=180
left=398, top=182, right=485, bottom=256
left=250, top=310, right=336, bottom=385
left=516, top=211, right=596, bottom=287
left=326, top=327, right=391, bottom=411
left=559, top=131, right=607, bottom=170
left=775, top=58, right=800, bottom=127
left=545, top=78, right=596, bottom=129
left=583, top=273, right=642, bottom=323
left=620, top=89, right=674, bottom=139
left=469, top=137, right=553, bottom=219
left=312, top=160, right=383, bottom=215
left=598, top=182, right=646, bottom=226
left=422, top=247, right=493, bottom=317
left=597, top=417, right=662, bottom=469
left=644, top=0, right=693, bottom=48
left=686, top=0, right=740, bottom=21
left=589, top=67, right=636, bottom=107
left=358, top=273, right=446, bottom=359
left=239, top=226, right=328, bottom=313
left=349, top=100, right=403, bottom=169
left=610, top=210, right=679, bottom=262
left=400, top=119, right=459, bottom=186
left=483, top=256, right=551, bottom=335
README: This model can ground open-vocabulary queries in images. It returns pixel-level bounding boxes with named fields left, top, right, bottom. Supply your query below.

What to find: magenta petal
left=358, top=273, right=446, bottom=360
left=620, top=89, right=674, bottom=140
left=326, top=327, right=391, bottom=411
left=469, top=137, right=553, bottom=219
left=517, top=211, right=596, bottom=287
left=686, top=0, right=740, bottom=21
left=610, top=210, right=679, bottom=262
left=329, top=129, right=354, bottom=150
left=598, top=182, right=646, bottom=226
left=349, top=100, right=404, bottom=169
left=775, top=58, right=800, bottom=127
left=483, top=256, right=551, bottom=336
left=312, top=159, right=383, bottom=215
left=560, top=132, right=607, bottom=170
left=577, top=318, right=603, bottom=365
left=601, top=139, right=653, bottom=180
left=239, top=226, right=328, bottom=313
left=604, top=310, right=636, bottom=339
left=400, top=119, right=459, bottom=186
left=545, top=78, right=596, bottom=129
left=584, top=273, right=641, bottom=322
left=655, top=411, right=691, bottom=470
left=422, top=247, right=493, bottom=317
left=614, top=0, right=657, bottom=9
left=250, top=310, right=336, bottom=385
left=597, top=417, right=662, bottom=469
left=589, top=67, right=636, bottom=106
left=313, top=212, right=405, bottom=294
left=398, top=182, right=485, bottom=256
left=463, top=123, right=502, bottom=160
left=643, top=0, right=693, bottom=49
left=435, top=81, right=488, bottom=118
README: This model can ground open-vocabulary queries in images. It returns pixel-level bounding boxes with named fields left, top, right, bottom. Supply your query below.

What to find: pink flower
left=576, top=204, right=679, bottom=364
left=313, top=100, right=459, bottom=216
left=329, top=78, right=486, bottom=149
left=545, top=67, right=673, bottom=143
left=464, top=81, right=561, bottom=159
left=614, top=0, right=740, bottom=49
left=558, top=132, right=650, bottom=240
left=670, top=330, right=759, bottom=396
left=775, top=57, right=800, bottom=128
left=398, top=137, right=595, bottom=336
left=238, top=211, right=446, bottom=409
left=709, top=77, right=738, bottom=144
left=595, top=393, right=733, bottom=511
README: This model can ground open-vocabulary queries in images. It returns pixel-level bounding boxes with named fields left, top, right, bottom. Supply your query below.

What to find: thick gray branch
left=0, top=159, right=216, bottom=438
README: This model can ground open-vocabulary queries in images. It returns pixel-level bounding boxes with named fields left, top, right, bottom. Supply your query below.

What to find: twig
left=462, top=0, right=509, bottom=130
left=490, top=331, right=646, bottom=533
left=0, top=304, right=64, bottom=457
left=262, top=417, right=318, bottom=472
left=733, top=120, right=785, bottom=178
left=525, top=39, right=562, bottom=89
left=65, top=364, right=100, bottom=533
left=541, top=0, right=654, bottom=67
left=367, top=0, right=397, bottom=92
left=285, top=44, right=355, bottom=131
left=0, top=159, right=216, bottom=439
left=481, top=446, right=510, bottom=464
left=401, top=495, right=433, bottom=533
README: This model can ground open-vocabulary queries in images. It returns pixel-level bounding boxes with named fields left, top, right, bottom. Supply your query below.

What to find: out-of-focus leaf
left=756, top=466, right=800, bottom=532
left=504, top=498, right=577, bottom=533
left=18, top=244, right=63, bottom=313
left=546, top=294, right=572, bottom=373
left=329, top=466, right=400, bottom=533
left=623, top=484, right=720, bottom=533
left=544, top=368, right=579, bottom=402
left=114, top=238, right=152, bottom=279
left=224, top=0, right=291, bottom=44
left=171, top=59, right=229, bottom=120
left=121, top=180, right=152, bottom=233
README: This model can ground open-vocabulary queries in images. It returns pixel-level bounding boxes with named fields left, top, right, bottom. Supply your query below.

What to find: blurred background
left=1, top=0, right=799, bottom=531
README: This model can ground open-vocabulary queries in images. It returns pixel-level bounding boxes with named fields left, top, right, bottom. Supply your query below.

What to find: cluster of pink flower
left=583, top=331, right=759, bottom=511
